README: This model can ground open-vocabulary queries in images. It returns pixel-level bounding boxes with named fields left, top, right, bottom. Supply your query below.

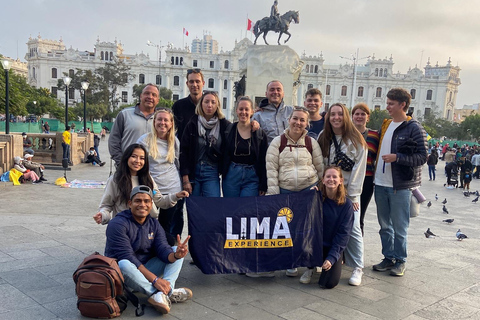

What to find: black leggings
left=359, top=176, right=374, bottom=236
left=318, top=246, right=343, bottom=289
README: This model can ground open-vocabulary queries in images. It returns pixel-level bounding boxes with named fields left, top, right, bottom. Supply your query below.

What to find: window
left=375, top=105, right=381, bottom=111
left=410, top=89, right=416, bottom=100
left=210, top=61, right=214, bottom=68
left=408, top=107, right=414, bottom=115
left=324, top=103, right=329, bottom=110
left=69, top=69, right=75, bottom=78
left=174, top=76, right=179, bottom=86
left=101, top=51, right=104, bottom=60
left=173, top=94, right=179, bottom=101
left=314, top=65, right=318, bottom=73
left=122, top=91, right=128, bottom=103
left=375, top=68, right=378, bottom=76
left=376, top=87, right=382, bottom=98
left=193, top=60, right=198, bottom=67
left=156, top=75, right=161, bottom=85
left=69, top=87, right=75, bottom=100
left=357, top=86, right=364, bottom=97
left=110, top=52, right=113, bottom=60
left=424, top=108, right=431, bottom=117
left=175, top=57, right=179, bottom=65
left=384, top=69, right=387, bottom=77
left=180, top=57, right=183, bottom=65
left=171, top=57, right=174, bottom=65
left=223, top=79, right=228, bottom=90
left=32, top=67, right=36, bottom=79
left=51, top=87, right=58, bottom=97
left=139, top=74, right=145, bottom=84
left=306, top=64, right=309, bottom=73
left=224, top=60, right=229, bottom=69
left=449, top=91, right=453, bottom=102
left=426, top=89, right=433, bottom=100
left=307, top=84, right=313, bottom=90
left=379, top=68, right=383, bottom=77
left=223, top=97, right=227, bottom=109
left=341, top=86, right=347, bottom=96
left=105, top=52, right=108, bottom=61
left=208, top=78, right=214, bottom=88
left=52, top=68, right=57, bottom=79
left=326, top=85, right=331, bottom=96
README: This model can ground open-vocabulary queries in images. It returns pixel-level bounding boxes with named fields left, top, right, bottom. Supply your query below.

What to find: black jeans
left=158, top=198, right=185, bottom=246
left=359, top=176, right=374, bottom=236
left=318, top=246, right=343, bottom=289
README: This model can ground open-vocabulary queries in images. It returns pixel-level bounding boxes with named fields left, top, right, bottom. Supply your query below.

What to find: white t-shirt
left=374, top=121, right=403, bottom=187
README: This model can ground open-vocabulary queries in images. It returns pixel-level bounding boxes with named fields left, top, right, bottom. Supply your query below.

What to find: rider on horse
left=270, top=0, right=281, bottom=29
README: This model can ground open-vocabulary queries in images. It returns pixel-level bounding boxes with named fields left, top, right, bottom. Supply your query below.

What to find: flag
left=187, top=190, right=324, bottom=274
left=183, top=27, right=189, bottom=36
left=247, top=19, right=253, bottom=31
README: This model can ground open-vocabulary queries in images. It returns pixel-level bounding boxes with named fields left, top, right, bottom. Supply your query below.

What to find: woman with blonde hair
left=317, top=103, right=367, bottom=286
left=138, top=108, right=189, bottom=243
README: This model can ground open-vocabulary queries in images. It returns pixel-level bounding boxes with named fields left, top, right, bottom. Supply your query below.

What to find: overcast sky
left=1, top=0, right=479, bottom=108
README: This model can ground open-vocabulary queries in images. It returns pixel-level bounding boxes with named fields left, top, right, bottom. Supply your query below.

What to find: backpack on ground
left=279, top=134, right=313, bottom=154
left=73, top=252, right=144, bottom=318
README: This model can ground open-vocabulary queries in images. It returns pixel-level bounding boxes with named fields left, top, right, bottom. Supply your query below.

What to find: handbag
left=331, top=138, right=355, bottom=172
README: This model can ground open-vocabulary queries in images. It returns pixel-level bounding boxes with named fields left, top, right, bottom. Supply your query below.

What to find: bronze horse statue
left=253, top=10, right=300, bottom=45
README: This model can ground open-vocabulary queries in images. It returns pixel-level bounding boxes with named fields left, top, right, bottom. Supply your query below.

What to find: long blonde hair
left=317, top=103, right=366, bottom=158
left=145, top=109, right=176, bottom=163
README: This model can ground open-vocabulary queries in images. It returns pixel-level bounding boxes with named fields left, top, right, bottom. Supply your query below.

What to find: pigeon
left=427, top=201, right=432, bottom=208
left=456, top=229, right=468, bottom=240
left=464, top=191, right=470, bottom=197
left=476, top=190, right=480, bottom=197
left=442, top=205, right=449, bottom=214
left=473, top=196, right=479, bottom=203
left=425, top=228, right=436, bottom=237
left=443, top=219, right=454, bottom=224
left=435, top=194, right=438, bottom=201
left=442, top=198, right=447, bottom=204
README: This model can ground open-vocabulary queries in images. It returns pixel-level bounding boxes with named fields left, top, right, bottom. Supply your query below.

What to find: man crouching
left=105, top=185, right=192, bottom=314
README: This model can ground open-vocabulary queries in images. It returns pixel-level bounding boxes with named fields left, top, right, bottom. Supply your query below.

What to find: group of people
left=96, top=68, right=427, bottom=314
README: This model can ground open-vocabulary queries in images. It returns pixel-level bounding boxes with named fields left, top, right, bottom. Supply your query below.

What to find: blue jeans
left=94, top=146, right=100, bottom=161
left=192, top=161, right=220, bottom=197
left=62, top=143, right=70, bottom=160
left=428, top=165, right=436, bottom=180
left=344, top=207, right=364, bottom=269
left=222, top=162, right=259, bottom=197
left=118, top=249, right=183, bottom=296
left=374, top=186, right=411, bottom=263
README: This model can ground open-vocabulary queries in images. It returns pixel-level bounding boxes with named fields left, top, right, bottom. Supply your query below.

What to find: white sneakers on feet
left=299, top=269, right=314, bottom=284
left=348, top=267, right=363, bottom=286
left=286, top=268, right=298, bottom=277
left=147, top=292, right=171, bottom=314
left=170, top=287, right=193, bottom=303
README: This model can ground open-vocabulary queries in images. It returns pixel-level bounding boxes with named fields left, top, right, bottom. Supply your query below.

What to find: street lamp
left=1, top=59, right=11, bottom=134
left=340, top=49, right=370, bottom=107
left=81, top=80, right=89, bottom=133
left=147, top=40, right=164, bottom=85
left=63, top=76, right=72, bottom=126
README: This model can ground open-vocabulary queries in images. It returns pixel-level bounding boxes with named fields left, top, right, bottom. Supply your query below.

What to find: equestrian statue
left=253, top=1, right=300, bottom=45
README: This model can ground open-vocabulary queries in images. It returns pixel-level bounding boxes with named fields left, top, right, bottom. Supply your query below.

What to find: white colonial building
left=24, top=35, right=461, bottom=121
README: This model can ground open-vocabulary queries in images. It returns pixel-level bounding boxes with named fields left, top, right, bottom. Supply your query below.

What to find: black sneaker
left=372, top=258, right=395, bottom=272
left=40, top=177, right=47, bottom=182
left=390, top=261, right=406, bottom=276
left=99, top=162, right=106, bottom=167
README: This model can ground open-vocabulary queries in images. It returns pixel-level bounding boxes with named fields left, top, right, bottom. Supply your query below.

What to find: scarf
left=198, top=115, right=220, bottom=145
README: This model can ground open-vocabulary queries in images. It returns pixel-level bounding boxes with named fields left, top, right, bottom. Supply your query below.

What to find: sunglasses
left=187, top=68, right=201, bottom=74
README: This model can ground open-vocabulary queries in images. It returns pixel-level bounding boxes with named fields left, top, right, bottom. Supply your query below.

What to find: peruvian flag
left=183, top=27, right=189, bottom=36
left=247, top=19, right=253, bottom=31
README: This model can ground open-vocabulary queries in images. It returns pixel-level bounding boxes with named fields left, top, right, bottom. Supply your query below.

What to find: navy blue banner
left=187, top=190, right=323, bottom=274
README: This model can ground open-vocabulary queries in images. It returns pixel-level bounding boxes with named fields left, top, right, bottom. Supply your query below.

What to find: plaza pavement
left=0, top=137, right=479, bottom=320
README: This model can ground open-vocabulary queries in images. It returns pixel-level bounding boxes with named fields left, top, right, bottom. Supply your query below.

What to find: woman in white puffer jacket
left=266, top=106, right=324, bottom=194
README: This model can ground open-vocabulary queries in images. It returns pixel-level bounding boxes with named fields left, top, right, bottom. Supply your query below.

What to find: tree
left=132, top=84, right=172, bottom=103
left=460, top=114, right=480, bottom=142
left=95, top=59, right=135, bottom=112
left=368, top=109, right=390, bottom=130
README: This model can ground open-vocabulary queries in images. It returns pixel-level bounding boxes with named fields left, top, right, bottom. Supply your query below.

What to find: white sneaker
left=299, top=269, right=313, bottom=284
left=147, top=292, right=171, bottom=314
left=245, top=271, right=275, bottom=278
left=170, top=287, right=193, bottom=303
left=348, top=267, right=363, bottom=286
left=286, top=268, right=298, bottom=277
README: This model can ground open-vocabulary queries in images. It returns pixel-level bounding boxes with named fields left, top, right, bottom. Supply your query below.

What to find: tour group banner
left=187, top=190, right=324, bottom=274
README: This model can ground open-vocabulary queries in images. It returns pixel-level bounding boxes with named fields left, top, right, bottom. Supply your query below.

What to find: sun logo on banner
left=277, top=207, right=293, bottom=223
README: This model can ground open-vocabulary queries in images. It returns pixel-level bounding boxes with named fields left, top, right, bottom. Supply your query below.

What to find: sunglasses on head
left=187, top=68, right=201, bottom=75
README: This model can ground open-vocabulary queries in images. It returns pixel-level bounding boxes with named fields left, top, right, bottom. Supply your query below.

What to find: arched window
left=224, top=60, right=229, bottom=69
left=51, top=68, right=57, bottom=79
left=307, top=84, right=313, bottom=90
left=139, top=74, right=145, bottom=84
left=375, top=68, right=379, bottom=76
left=410, top=89, right=416, bottom=100
left=449, top=91, right=453, bottom=102
left=314, top=65, right=318, bottom=73
left=110, top=52, right=113, bottom=60
left=341, top=86, right=347, bottom=96
left=426, top=89, right=433, bottom=100
left=180, top=57, right=183, bottom=65
left=101, top=51, right=104, bottom=60
left=306, top=64, right=309, bottom=73
left=384, top=69, right=387, bottom=77
left=69, top=87, right=75, bottom=99
left=326, top=84, right=331, bottom=96
left=69, top=69, right=75, bottom=78
left=357, top=86, right=364, bottom=97
left=223, top=79, right=228, bottom=90
left=156, top=75, right=161, bottom=85
left=105, top=52, right=108, bottom=61
left=174, top=76, right=179, bottom=86
left=379, top=68, right=383, bottom=77
left=32, top=67, right=36, bottom=79
left=171, top=57, right=174, bottom=65
left=175, top=57, right=179, bottom=65
left=208, top=78, right=214, bottom=88
left=376, top=87, right=382, bottom=98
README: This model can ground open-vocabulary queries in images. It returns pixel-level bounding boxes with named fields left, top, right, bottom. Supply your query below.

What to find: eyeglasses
left=187, top=68, right=201, bottom=75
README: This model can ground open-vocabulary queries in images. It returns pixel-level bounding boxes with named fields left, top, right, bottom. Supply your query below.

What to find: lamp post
left=81, top=80, right=89, bottom=133
left=340, top=49, right=370, bottom=107
left=63, top=76, right=72, bottom=126
left=1, top=59, right=11, bottom=134
left=147, top=40, right=164, bottom=85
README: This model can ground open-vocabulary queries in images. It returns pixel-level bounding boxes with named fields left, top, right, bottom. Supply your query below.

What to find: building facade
left=24, top=35, right=461, bottom=121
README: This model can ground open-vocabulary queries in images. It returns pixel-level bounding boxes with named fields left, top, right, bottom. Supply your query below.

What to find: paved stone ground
left=1, top=138, right=479, bottom=319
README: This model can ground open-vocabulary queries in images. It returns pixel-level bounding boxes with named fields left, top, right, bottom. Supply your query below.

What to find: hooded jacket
left=252, top=99, right=293, bottom=144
